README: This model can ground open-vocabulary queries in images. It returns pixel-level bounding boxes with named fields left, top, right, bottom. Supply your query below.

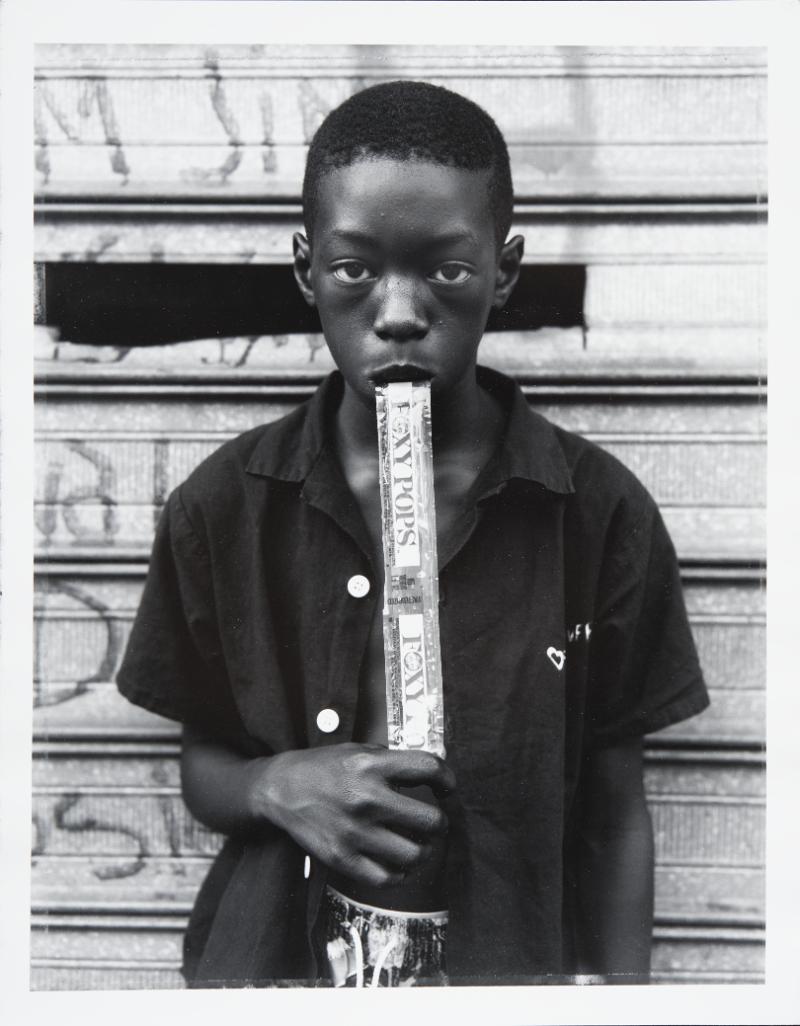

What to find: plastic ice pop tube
left=375, top=381, right=445, bottom=758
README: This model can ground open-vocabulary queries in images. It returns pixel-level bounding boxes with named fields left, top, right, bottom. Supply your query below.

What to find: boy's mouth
left=370, top=364, right=433, bottom=385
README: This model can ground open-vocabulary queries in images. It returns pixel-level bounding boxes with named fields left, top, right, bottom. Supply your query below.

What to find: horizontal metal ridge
left=35, top=607, right=764, bottom=625
left=31, top=957, right=180, bottom=972
left=34, top=784, right=182, bottom=797
left=35, top=199, right=768, bottom=219
left=31, top=784, right=765, bottom=806
left=31, top=901, right=193, bottom=916
left=645, top=737, right=766, bottom=755
left=646, top=793, right=763, bottom=807
left=650, top=971, right=764, bottom=984
left=33, top=559, right=767, bottom=581
left=32, top=730, right=766, bottom=750
left=31, top=913, right=184, bottom=930
left=29, top=739, right=766, bottom=765
left=679, top=565, right=765, bottom=582
left=33, top=52, right=767, bottom=78
left=29, top=903, right=765, bottom=929
left=643, top=748, right=765, bottom=767
left=31, top=731, right=767, bottom=758
left=35, top=428, right=766, bottom=445
left=651, top=912, right=765, bottom=930
left=33, top=550, right=767, bottom=571
left=33, top=729, right=180, bottom=744
left=30, top=959, right=765, bottom=976
left=34, top=379, right=768, bottom=398
left=654, top=925, right=764, bottom=944
left=34, top=66, right=768, bottom=82
left=34, top=740, right=183, bottom=759
left=28, top=912, right=765, bottom=945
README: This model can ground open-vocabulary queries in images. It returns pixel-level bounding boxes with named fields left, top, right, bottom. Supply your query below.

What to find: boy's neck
left=333, top=367, right=502, bottom=464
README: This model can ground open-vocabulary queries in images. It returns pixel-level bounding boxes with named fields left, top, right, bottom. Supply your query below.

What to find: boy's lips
left=369, top=364, right=433, bottom=385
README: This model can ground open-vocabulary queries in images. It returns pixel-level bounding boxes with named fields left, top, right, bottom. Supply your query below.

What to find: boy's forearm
left=181, top=727, right=455, bottom=892
left=574, top=736, right=654, bottom=982
left=180, top=725, right=277, bottom=836
left=575, top=808, right=654, bottom=981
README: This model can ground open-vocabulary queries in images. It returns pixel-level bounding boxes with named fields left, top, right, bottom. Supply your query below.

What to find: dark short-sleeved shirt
left=117, top=367, right=708, bottom=986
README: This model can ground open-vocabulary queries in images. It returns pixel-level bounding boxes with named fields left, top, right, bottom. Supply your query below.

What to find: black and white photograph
left=3, top=2, right=798, bottom=1023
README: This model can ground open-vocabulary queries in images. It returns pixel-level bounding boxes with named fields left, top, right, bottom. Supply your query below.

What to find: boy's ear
left=493, top=234, right=525, bottom=309
left=292, top=232, right=315, bottom=307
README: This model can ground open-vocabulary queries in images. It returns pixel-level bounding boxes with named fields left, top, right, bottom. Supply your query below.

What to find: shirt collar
left=245, top=372, right=344, bottom=482
left=245, top=367, right=574, bottom=496
left=475, top=366, right=574, bottom=496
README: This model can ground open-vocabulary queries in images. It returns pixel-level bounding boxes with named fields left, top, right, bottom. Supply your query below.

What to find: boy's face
left=293, top=158, right=523, bottom=408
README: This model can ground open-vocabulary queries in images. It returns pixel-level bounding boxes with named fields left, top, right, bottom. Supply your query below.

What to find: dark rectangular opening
left=39, top=262, right=586, bottom=347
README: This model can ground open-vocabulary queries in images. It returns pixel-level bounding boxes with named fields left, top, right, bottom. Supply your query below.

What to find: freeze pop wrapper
left=375, top=381, right=445, bottom=758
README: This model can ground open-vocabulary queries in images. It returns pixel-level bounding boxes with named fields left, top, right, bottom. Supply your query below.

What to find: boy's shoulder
left=476, top=365, right=651, bottom=510
left=174, top=397, right=313, bottom=517
left=485, top=362, right=655, bottom=527
left=542, top=417, right=661, bottom=549
left=552, top=420, right=650, bottom=504
left=509, top=389, right=659, bottom=546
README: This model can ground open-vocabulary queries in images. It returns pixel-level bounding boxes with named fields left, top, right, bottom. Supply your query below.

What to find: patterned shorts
left=323, top=885, right=448, bottom=988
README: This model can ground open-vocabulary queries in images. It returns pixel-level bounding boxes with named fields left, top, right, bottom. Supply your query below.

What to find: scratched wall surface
left=32, top=45, right=766, bottom=988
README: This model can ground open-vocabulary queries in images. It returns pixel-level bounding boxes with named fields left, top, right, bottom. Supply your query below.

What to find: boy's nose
left=373, top=276, right=429, bottom=342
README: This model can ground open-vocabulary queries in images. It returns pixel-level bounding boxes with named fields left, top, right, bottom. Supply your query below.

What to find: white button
left=316, top=708, right=340, bottom=733
left=347, top=574, right=370, bottom=598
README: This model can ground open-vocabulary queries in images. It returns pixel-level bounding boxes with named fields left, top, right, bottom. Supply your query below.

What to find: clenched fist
left=248, top=742, right=455, bottom=887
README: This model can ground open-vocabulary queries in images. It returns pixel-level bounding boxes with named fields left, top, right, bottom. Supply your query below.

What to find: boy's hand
left=248, top=742, right=455, bottom=887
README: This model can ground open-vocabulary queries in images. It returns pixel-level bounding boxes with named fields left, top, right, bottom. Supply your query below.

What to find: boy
left=117, top=81, right=709, bottom=988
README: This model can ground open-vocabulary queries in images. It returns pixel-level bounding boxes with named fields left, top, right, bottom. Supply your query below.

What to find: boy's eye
left=430, top=263, right=472, bottom=284
left=332, top=261, right=373, bottom=283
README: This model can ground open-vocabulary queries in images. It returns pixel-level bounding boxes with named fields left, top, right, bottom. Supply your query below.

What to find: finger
left=378, top=791, right=448, bottom=837
left=375, top=750, right=457, bottom=794
left=332, top=850, right=406, bottom=889
left=426, top=770, right=458, bottom=801
left=359, top=826, right=431, bottom=871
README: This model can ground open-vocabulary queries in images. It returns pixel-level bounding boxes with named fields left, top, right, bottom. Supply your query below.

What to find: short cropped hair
left=302, top=80, right=514, bottom=248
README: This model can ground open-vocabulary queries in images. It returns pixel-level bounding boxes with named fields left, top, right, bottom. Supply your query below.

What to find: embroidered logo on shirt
left=567, top=621, right=592, bottom=643
left=546, top=647, right=566, bottom=671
